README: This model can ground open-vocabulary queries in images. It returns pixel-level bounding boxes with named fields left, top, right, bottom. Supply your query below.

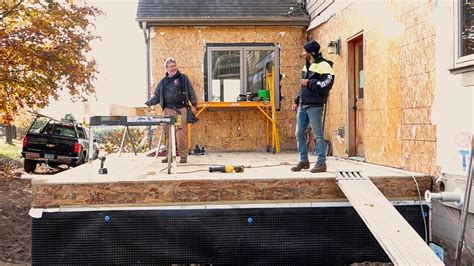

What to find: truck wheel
left=74, top=152, right=86, bottom=166
left=82, top=151, right=88, bottom=163
left=24, top=159, right=37, bottom=173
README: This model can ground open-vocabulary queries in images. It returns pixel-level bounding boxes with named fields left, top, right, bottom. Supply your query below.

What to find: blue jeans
left=295, top=105, right=327, bottom=164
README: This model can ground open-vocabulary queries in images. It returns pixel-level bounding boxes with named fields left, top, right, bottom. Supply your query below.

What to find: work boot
left=179, top=157, right=187, bottom=163
left=310, top=163, right=327, bottom=173
left=291, top=161, right=310, bottom=172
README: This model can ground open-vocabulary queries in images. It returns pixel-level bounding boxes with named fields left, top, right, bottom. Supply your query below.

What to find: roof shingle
left=136, top=0, right=309, bottom=26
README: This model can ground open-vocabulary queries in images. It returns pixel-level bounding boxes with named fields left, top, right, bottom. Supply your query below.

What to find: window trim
left=454, top=0, right=474, bottom=70
left=205, top=43, right=280, bottom=109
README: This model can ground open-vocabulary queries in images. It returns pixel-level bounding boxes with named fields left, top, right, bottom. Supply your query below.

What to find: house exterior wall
left=308, top=0, right=474, bottom=264
left=148, top=26, right=306, bottom=151
left=432, top=0, right=474, bottom=178
left=307, top=0, right=439, bottom=176
left=431, top=0, right=474, bottom=264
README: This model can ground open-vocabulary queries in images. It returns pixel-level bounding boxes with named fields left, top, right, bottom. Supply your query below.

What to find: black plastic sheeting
left=32, top=205, right=428, bottom=264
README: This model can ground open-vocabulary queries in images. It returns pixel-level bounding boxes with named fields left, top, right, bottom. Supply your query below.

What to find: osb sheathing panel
left=31, top=176, right=431, bottom=208
left=150, top=26, right=306, bottom=151
left=399, top=2, right=437, bottom=175
left=308, top=1, right=438, bottom=175
left=152, top=27, right=305, bottom=50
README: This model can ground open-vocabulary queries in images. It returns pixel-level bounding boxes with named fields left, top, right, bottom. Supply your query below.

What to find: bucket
left=258, top=90, right=270, bottom=101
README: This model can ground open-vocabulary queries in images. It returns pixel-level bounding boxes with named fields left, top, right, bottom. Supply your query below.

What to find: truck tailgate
left=24, top=133, right=77, bottom=157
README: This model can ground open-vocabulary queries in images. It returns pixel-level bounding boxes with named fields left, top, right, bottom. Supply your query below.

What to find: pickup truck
left=21, top=115, right=98, bottom=173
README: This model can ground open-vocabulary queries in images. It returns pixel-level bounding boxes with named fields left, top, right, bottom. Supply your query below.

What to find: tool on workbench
left=209, top=165, right=244, bottom=173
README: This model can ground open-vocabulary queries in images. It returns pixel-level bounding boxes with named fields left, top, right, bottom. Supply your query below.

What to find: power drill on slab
left=209, top=165, right=244, bottom=173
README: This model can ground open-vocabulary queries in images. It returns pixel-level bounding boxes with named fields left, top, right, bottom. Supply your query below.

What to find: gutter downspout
left=455, top=137, right=474, bottom=265
left=143, top=22, right=151, bottom=103
left=143, top=22, right=153, bottom=150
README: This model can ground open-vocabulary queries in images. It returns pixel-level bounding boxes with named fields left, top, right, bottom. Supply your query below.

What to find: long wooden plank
left=336, top=171, right=443, bottom=265
left=109, top=104, right=146, bottom=116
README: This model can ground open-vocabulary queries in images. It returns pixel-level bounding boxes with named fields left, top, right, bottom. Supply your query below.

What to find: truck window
left=77, top=127, right=85, bottom=139
left=41, top=123, right=55, bottom=135
left=28, top=117, right=49, bottom=133
left=42, top=123, right=77, bottom=138
left=55, top=126, right=76, bottom=137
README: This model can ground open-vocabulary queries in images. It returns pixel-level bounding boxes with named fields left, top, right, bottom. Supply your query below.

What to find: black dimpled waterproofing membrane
left=32, top=206, right=428, bottom=264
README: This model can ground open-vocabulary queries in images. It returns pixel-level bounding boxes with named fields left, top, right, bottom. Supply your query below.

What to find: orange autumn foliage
left=0, top=0, right=102, bottom=123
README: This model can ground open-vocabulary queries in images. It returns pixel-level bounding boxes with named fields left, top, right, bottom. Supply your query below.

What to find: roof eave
left=136, top=17, right=309, bottom=28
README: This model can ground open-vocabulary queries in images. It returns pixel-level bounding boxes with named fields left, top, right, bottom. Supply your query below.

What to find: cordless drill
left=209, top=165, right=244, bottom=173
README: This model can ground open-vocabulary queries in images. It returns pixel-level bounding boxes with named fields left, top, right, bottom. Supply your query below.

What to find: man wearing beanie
left=290, top=40, right=335, bottom=173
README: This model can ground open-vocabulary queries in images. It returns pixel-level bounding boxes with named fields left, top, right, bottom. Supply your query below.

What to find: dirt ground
left=0, top=157, right=30, bottom=264
left=0, top=157, right=62, bottom=265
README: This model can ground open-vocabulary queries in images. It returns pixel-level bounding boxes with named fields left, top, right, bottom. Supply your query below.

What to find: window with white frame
left=455, top=0, right=474, bottom=69
left=205, top=44, right=280, bottom=108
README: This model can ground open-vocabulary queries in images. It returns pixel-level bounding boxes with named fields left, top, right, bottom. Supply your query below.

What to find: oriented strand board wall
left=308, top=1, right=438, bottom=175
left=149, top=26, right=306, bottom=151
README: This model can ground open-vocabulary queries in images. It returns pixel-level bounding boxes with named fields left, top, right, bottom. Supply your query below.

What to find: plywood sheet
left=149, top=26, right=306, bottom=152
left=306, top=0, right=437, bottom=176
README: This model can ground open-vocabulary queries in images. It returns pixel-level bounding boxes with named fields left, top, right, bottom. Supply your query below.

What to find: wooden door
left=354, top=39, right=364, bottom=157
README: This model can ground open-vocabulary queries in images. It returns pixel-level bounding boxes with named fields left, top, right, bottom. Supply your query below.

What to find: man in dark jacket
left=145, top=57, right=198, bottom=163
left=290, top=40, right=335, bottom=173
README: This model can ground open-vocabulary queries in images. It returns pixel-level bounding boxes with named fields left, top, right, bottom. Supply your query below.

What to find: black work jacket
left=147, top=71, right=197, bottom=109
left=294, top=55, right=335, bottom=107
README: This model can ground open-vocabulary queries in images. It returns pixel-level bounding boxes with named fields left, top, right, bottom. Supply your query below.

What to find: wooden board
left=336, top=171, right=442, bottom=265
left=109, top=104, right=147, bottom=116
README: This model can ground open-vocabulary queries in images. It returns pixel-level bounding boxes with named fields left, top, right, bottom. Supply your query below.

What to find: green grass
left=0, top=138, right=22, bottom=160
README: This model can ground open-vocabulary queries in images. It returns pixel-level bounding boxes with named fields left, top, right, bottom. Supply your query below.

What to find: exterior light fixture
left=328, top=39, right=341, bottom=55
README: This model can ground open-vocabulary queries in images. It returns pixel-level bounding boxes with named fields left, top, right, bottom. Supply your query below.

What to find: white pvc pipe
left=425, top=189, right=464, bottom=207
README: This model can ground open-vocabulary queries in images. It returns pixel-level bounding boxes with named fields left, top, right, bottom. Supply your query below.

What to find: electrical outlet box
left=337, top=126, right=344, bottom=139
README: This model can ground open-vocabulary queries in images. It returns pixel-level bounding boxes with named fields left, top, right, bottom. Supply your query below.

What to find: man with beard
left=146, top=57, right=197, bottom=163
left=290, top=40, right=335, bottom=173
